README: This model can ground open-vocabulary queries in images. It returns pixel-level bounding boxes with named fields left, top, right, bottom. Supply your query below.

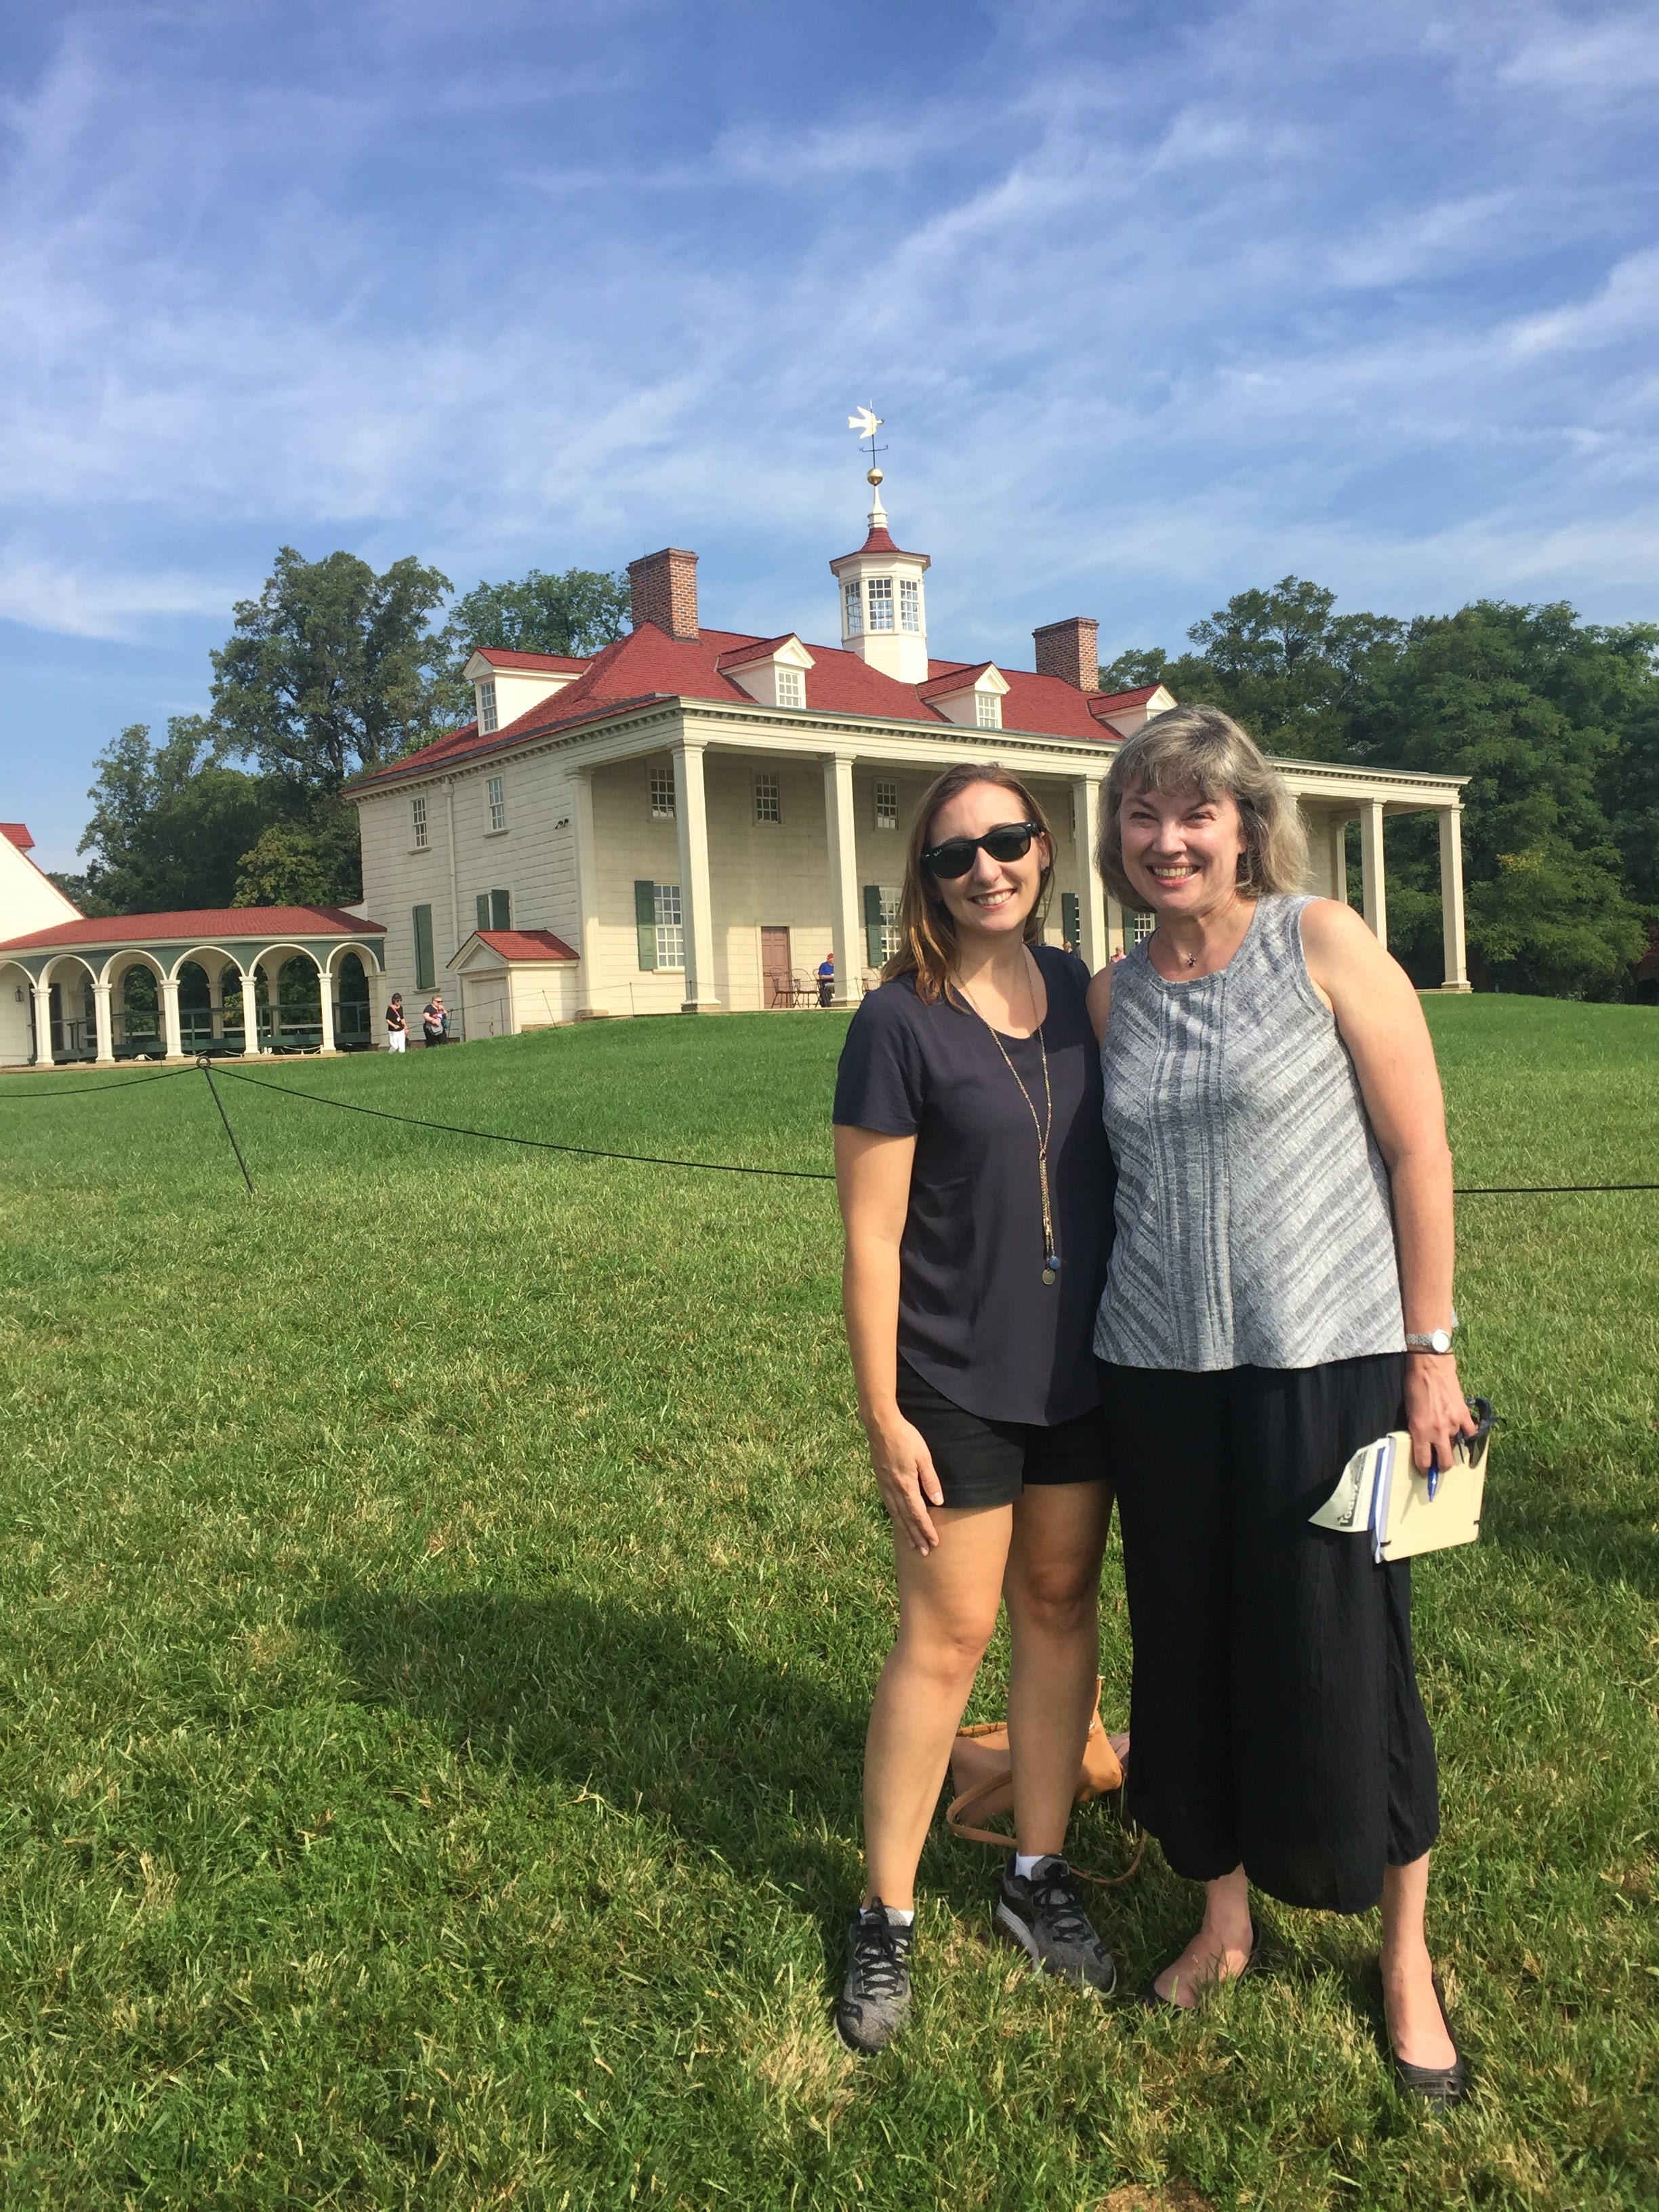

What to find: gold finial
left=867, top=465, right=884, bottom=487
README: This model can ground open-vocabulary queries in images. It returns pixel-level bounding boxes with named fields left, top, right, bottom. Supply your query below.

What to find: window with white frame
left=411, top=795, right=429, bottom=849
left=1131, top=910, right=1156, bottom=943
left=975, top=691, right=1002, bottom=729
left=879, top=886, right=903, bottom=960
left=654, top=883, right=684, bottom=968
left=775, top=665, right=804, bottom=710
left=478, top=679, right=498, bottom=734
left=487, top=774, right=506, bottom=832
left=899, top=578, right=920, bottom=634
left=649, top=764, right=676, bottom=819
left=867, top=576, right=895, bottom=632
left=843, top=580, right=863, bottom=635
left=754, top=771, right=781, bottom=823
left=874, top=779, right=899, bottom=830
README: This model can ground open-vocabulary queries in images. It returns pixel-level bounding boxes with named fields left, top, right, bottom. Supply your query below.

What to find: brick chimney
left=1032, top=615, right=1099, bottom=692
left=628, top=547, right=699, bottom=640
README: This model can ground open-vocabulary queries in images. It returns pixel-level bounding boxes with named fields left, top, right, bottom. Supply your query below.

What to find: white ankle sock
left=1013, top=1852, right=1053, bottom=1880
left=882, top=1905, right=915, bottom=1928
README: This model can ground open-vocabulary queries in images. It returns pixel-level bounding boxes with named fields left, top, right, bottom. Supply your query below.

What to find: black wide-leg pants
left=1103, top=1353, right=1439, bottom=1914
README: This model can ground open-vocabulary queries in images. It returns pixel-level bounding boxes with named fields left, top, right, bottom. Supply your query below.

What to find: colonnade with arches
left=0, top=933, right=384, bottom=1066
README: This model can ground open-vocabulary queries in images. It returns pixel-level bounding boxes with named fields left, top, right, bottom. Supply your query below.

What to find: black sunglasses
left=920, top=821, right=1044, bottom=879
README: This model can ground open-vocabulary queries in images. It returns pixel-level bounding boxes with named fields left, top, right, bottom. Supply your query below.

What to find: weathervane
left=847, top=405, right=887, bottom=491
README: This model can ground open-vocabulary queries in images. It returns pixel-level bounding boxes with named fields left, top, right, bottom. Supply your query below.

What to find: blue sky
left=3, top=0, right=1656, bottom=870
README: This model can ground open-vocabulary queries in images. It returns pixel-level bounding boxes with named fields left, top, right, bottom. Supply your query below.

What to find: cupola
left=828, top=481, right=930, bottom=685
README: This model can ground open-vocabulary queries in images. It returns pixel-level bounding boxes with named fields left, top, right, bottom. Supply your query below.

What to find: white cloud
left=1501, top=11, right=1659, bottom=92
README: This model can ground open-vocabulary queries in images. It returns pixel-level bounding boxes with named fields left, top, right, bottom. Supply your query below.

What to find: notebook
left=1309, top=1400, right=1492, bottom=1563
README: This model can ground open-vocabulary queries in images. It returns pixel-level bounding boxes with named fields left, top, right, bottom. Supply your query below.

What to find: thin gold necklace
left=956, top=949, right=1059, bottom=1285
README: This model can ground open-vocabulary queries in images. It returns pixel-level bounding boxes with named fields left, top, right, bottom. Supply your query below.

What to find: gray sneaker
left=834, top=1901, right=914, bottom=2053
left=996, top=1856, right=1117, bottom=1994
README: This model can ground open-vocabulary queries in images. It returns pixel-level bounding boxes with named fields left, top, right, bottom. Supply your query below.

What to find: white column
left=570, top=770, right=607, bottom=1017
left=1069, top=776, right=1108, bottom=971
left=316, top=960, right=338, bottom=1054
left=1438, top=806, right=1470, bottom=991
left=92, top=980, right=117, bottom=1065
left=822, top=749, right=864, bottom=1007
left=671, top=737, right=720, bottom=1012
left=1326, top=816, right=1351, bottom=905
left=32, top=979, right=54, bottom=1066
left=240, top=968, right=264, bottom=1054
left=209, top=969, right=224, bottom=1041
left=1359, top=800, right=1388, bottom=947
left=1105, top=892, right=1127, bottom=960
left=161, top=977, right=186, bottom=1060
left=266, top=967, right=283, bottom=1052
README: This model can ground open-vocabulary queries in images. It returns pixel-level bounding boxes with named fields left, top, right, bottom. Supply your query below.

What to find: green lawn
left=1, top=998, right=1655, bottom=2211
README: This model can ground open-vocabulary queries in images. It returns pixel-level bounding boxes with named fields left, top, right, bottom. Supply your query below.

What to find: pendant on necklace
left=1042, top=1263, right=1058, bottom=1285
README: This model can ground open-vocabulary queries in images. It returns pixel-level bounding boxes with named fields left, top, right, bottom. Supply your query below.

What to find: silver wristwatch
left=1405, top=1309, right=1458, bottom=1355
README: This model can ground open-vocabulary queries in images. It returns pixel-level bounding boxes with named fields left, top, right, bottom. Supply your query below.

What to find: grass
left=0, top=997, right=1656, bottom=2211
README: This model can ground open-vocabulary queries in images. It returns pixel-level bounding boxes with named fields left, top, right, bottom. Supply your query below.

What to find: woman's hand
left=1402, top=1351, right=1475, bottom=1476
left=865, top=1410, right=947, bottom=1555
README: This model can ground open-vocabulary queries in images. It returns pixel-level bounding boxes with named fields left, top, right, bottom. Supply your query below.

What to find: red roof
left=473, top=649, right=591, bottom=673
left=830, top=523, right=930, bottom=565
left=0, top=905, right=385, bottom=954
left=1, top=822, right=34, bottom=851
left=1095, top=684, right=1165, bottom=711
left=356, top=617, right=1123, bottom=788
left=716, top=634, right=801, bottom=671
left=917, top=662, right=995, bottom=700
left=470, top=928, right=579, bottom=963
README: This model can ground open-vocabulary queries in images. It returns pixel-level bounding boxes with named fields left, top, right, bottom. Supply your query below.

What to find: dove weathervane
left=848, top=405, right=887, bottom=487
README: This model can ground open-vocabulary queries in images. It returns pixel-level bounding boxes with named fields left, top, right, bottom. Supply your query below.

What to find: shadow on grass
left=1484, top=1495, right=1659, bottom=1599
left=313, top=1584, right=880, bottom=1926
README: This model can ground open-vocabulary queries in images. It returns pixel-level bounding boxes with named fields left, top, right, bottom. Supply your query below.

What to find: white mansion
left=349, top=493, right=1471, bottom=1040
left=0, top=489, right=1471, bottom=1066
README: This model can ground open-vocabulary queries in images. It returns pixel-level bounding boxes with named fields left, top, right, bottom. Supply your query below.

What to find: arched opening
left=259, top=952, right=323, bottom=1053
left=110, top=956, right=165, bottom=1059
left=333, top=951, right=372, bottom=1050
left=46, top=959, right=97, bottom=1062
left=176, top=959, right=213, bottom=1054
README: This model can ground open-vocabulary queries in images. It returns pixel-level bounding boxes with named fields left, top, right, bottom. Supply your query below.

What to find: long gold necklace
left=957, top=950, right=1059, bottom=1286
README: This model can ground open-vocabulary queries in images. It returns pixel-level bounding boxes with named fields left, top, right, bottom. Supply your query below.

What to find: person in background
left=831, top=761, right=1118, bottom=2055
left=1091, top=704, right=1471, bottom=2109
left=386, top=993, right=407, bottom=1054
left=817, top=951, right=836, bottom=1008
left=422, top=993, right=449, bottom=1046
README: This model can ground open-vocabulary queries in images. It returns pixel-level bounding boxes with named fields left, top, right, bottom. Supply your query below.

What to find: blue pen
left=1427, top=1454, right=1440, bottom=1504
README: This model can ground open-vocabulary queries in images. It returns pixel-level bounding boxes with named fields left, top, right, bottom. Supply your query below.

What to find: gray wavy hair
left=1096, top=705, right=1308, bottom=905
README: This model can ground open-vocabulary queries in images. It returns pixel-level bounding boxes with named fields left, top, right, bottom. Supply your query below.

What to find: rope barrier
left=3, top=1054, right=1656, bottom=1195
left=0, top=1063, right=200, bottom=1100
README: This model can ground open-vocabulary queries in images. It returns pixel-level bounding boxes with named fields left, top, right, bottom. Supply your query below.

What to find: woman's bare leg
left=1152, top=1865, right=1254, bottom=2005
left=1002, top=1481, right=1113, bottom=1857
left=862, top=1503, right=1012, bottom=1908
left=1381, top=1853, right=1457, bottom=2066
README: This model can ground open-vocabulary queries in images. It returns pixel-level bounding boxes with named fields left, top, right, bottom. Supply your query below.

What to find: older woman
left=831, top=762, right=1118, bottom=2054
left=1090, top=706, right=1471, bottom=2107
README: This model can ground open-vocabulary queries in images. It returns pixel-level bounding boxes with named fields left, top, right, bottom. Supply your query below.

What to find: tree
left=76, top=720, right=269, bottom=913
left=211, top=547, right=453, bottom=793
left=232, top=800, right=363, bottom=907
left=434, top=565, right=631, bottom=723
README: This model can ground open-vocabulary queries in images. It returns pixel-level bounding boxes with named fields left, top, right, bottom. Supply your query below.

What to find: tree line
left=55, top=554, right=1657, bottom=1000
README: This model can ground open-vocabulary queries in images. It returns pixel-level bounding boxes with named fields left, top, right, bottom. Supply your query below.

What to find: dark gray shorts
left=895, top=1360, right=1111, bottom=1510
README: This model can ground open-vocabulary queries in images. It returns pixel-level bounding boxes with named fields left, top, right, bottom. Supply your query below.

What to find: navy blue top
left=832, top=943, right=1113, bottom=1426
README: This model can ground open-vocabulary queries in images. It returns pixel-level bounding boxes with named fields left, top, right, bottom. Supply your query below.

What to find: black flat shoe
left=1139, top=1931, right=1261, bottom=2009
left=1391, top=1971, right=1469, bottom=2110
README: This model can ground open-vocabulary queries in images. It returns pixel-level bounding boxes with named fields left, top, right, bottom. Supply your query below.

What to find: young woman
left=831, top=762, right=1118, bottom=2054
left=1091, top=705, right=1471, bottom=2108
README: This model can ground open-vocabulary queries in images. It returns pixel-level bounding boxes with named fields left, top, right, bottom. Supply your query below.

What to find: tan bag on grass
left=946, top=1678, right=1144, bottom=1887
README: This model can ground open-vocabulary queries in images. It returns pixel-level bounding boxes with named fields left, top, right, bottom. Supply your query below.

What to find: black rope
left=0, top=1063, right=201, bottom=1100
left=197, top=1060, right=255, bottom=1195
left=1456, top=1183, right=1659, bottom=1195
left=211, top=1063, right=839, bottom=1181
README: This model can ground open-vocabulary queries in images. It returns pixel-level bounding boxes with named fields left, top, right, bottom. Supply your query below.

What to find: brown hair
left=883, top=761, right=1056, bottom=1004
left=1096, top=704, right=1308, bottom=905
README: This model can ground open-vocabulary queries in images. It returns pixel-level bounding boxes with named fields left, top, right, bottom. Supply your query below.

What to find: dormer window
left=867, top=577, right=895, bottom=632
left=478, top=678, right=498, bottom=733
left=900, top=579, right=920, bottom=634
left=843, top=581, right=863, bottom=636
left=776, top=666, right=804, bottom=710
left=976, top=692, right=1002, bottom=729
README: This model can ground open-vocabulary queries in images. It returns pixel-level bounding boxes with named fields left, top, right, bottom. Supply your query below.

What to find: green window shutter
left=413, top=905, right=435, bottom=991
left=634, top=880, right=658, bottom=970
left=491, top=888, right=512, bottom=930
left=1061, top=891, right=1080, bottom=947
left=862, top=884, right=884, bottom=968
left=476, top=893, right=490, bottom=934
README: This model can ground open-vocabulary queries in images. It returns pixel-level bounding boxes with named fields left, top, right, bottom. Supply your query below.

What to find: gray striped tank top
left=1094, top=894, right=1405, bottom=1372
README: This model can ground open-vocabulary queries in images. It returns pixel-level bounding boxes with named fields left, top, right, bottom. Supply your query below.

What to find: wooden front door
left=760, top=927, right=792, bottom=1006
